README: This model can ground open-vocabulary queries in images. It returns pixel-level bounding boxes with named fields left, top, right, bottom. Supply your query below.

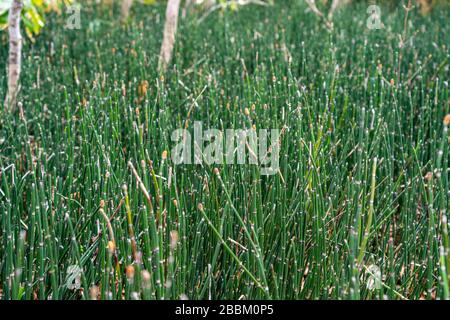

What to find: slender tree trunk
left=4, top=0, right=23, bottom=112
left=158, top=0, right=181, bottom=73
left=328, top=0, right=340, bottom=20
left=182, top=0, right=192, bottom=19
left=121, top=0, right=133, bottom=22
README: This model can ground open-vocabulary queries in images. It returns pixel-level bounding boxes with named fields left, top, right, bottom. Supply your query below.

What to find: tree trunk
left=4, top=0, right=23, bottom=112
left=158, top=0, right=181, bottom=73
left=182, top=0, right=192, bottom=19
left=328, top=0, right=340, bottom=20
left=121, top=0, right=133, bottom=22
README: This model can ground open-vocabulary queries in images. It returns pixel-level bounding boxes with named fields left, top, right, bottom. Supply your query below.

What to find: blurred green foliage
left=0, top=0, right=72, bottom=39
